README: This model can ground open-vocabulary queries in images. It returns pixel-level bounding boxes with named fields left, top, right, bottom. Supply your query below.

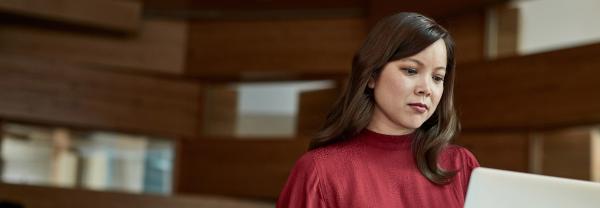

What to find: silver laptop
left=464, top=167, right=600, bottom=208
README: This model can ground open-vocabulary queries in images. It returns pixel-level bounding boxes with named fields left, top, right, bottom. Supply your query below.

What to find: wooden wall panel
left=0, top=0, right=142, bottom=33
left=0, top=19, right=187, bottom=75
left=143, top=0, right=366, bottom=20
left=494, top=5, right=519, bottom=58
left=0, top=54, right=201, bottom=138
left=297, top=88, right=339, bottom=137
left=161, top=0, right=366, bottom=10
left=538, top=128, right=592, bottom=180
left=456, top=43, right=600, bottom=130
left=0, top=183, right=273, bottom=208
left=593, top=129, right=600, bottom=182
left=457, top=128, right=597, bottom=180
left=455, top=132, right=530, bottom=172
left=368, top=0, right=506, bottom=25
left=442, top=10, right=487, bottom=64
left=186, top=18, right=366, bottom=79
left=201, top=86, right=238, bottom=136
left=176, top=138, right=309, bottom=198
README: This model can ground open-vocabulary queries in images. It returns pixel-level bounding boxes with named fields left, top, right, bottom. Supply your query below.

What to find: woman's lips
left=408, top=103, right=428, bottom=113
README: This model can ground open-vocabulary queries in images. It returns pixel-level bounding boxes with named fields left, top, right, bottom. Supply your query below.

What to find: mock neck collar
left=357, top=128, right=414, bottom=150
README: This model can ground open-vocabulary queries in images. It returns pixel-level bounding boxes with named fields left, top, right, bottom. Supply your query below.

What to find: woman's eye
left=401, top=68, right=417, bottom=75
left=433, top=75, right=445, bottom=82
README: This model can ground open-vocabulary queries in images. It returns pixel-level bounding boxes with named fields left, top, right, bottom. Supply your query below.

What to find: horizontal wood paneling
left=297, top=88, right=339, bottom=137
left=201, top=86, right=238, bottom=136
left=0, top=54, right=201, bottom=138
left=456, top=43, right=600, bottom=130
left=494, top=4, right=519, bottom=58
left=186, top=18, right=366, bottom=80
left=0, top=19, right=187, bottom=75
left=368, top=0, right=506, bottom=24
left=442, top=10, right=486, bottom=64
left=176, top=138, right=309, bottom=198
left=455, top=132, right=530, bottom=172
left=0, top=0, right=142, bottom=32
left=593, top=129, right=600, bottom=182
left=0, top=183, right=273, bottom=208
left=539, top=128, right=592, bottom=180
left=143, top=0, right=366, bottom=12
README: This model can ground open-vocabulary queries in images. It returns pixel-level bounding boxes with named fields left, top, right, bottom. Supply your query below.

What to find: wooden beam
left=486, top=4, right=520, bottom=58
left=494, top=4, right=519, bottom=58
left=143, top=0, right=366, bottom=11
left=0, top=182, right=273, bottom=208
left=176, top=138, right=309, bottom=198
left=0, top=19, right=187, bottom=75
left=186, top=18, right=365, bottom=80
left=0, top=0, right=142, bottom=33
left=368, top=0, right=507, bottom=24
left=456, top=43, right=600, bottom=130
left=0, top=54, right=201, bottom=138
left=143, top=0, right=366, bottom=20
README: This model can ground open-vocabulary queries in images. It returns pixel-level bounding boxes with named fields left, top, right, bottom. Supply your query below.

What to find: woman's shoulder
left=439, top=145, right=480, bottom=195
left=303, top=140, right=356, bottom=159
left=440, top=144, right=480, bottom=170
left=294, top=140, right=360, bottom=170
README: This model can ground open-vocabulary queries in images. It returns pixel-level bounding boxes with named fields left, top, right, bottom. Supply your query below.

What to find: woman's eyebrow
left=405, top=58, right=446, bottom=70
left=405, top=58, right=424, bottom=66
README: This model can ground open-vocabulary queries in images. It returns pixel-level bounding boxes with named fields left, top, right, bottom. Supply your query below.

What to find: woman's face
left=367, top=39, right=447, bottom=135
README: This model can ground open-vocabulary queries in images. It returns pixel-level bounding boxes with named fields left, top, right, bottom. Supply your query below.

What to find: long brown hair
left=309, top=12, right=459, bottom=185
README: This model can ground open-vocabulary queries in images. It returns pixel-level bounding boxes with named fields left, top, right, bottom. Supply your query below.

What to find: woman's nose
left=414, top=76, right=432, bottom=97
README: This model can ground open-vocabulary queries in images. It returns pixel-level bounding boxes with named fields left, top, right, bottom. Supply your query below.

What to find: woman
left=277, top=12, right=479, bottom=207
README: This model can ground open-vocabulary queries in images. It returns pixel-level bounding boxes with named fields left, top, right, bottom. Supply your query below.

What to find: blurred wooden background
left=1, top=0, right=599, bottom=207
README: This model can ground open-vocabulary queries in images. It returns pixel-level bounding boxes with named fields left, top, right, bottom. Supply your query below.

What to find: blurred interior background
left=0, top=0, right=599, bottom=207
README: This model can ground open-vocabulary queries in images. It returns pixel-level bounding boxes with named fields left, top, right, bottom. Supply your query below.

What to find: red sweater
left=277, top=129, right=479, bottom=208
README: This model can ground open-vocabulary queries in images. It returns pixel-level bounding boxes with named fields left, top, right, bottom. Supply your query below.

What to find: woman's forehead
left=399, top=40, right=447, bottom=69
